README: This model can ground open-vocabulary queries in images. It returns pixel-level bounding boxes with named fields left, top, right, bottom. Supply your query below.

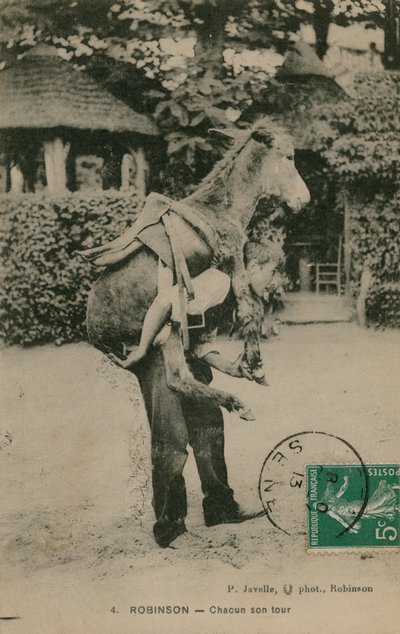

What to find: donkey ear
left=208, top=128, right=237, bottom=144
left=251, top=129, right=274, bottom=147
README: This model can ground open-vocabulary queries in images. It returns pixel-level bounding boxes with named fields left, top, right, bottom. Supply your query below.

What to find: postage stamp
left=306, top=464, right=400, bottom=550
left=258, top=431, right=367, bottom=536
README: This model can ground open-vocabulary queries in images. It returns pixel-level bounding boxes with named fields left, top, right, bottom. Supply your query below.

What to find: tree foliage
left=316, top=72, right=400, bottom=189
left=0, top=1, right=393, bottom=190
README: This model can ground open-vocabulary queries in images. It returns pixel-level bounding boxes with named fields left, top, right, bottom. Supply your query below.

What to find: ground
left=1, top=323, right=399, bottom=634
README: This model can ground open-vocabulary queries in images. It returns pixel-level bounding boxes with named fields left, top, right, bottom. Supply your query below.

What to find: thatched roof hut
left=276, top=40, right=334, bottom=80
left=0, top=44, right=157, bottom=194
left=0, top=44, right=156, bottom=135
left=273, top=40, right=347, bottom=151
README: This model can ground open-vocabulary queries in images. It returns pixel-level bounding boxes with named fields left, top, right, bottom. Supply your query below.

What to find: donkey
left=85, top=119, right=310, bottom=418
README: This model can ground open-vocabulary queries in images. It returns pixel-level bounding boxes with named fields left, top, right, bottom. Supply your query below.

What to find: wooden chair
left=315, top=236, right=343, bottom=295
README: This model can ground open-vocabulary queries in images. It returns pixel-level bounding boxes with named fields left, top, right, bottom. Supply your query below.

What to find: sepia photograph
left=0, top=1, right=399, bottom=633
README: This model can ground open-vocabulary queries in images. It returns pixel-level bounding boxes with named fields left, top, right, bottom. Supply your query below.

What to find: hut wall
left=0, top=123, right=153, bottom=196
left=75, top=155, right=103, bottom=191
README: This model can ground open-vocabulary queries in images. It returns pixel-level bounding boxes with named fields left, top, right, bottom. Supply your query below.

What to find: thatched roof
left=0, top=44, right=157, bottom=135
left=276, top=40, right=334, bottom=79
left=270, top=40, right=347, bottom=150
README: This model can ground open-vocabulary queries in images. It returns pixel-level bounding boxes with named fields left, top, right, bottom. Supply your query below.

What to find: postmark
left=306, top=464, right=400, bottom=550
left=258, top=431, right=368, bottom=536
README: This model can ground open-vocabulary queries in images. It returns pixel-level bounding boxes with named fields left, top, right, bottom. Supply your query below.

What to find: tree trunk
left=193, top=0, right=241, bottom=75
left=44, top=137, right=70, bottom=193
left=313, top=0, right=334, bottom=60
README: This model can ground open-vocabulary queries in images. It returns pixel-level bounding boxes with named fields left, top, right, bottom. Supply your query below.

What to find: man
left=112, top=240, right=284, bottom=548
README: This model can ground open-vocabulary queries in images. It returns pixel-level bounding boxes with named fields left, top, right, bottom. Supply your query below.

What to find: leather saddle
left=78, top=193, right=218, bottom=349
left=78, top=192, right=216, bottom=279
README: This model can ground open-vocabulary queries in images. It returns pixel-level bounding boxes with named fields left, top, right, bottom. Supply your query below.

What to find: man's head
left=244, top=240, right=285, bottom=299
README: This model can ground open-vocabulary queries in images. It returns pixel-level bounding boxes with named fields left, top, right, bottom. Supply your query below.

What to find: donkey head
left=210, top=123, right=310, bottom=213
left=249, top=126, right=310, bottom=212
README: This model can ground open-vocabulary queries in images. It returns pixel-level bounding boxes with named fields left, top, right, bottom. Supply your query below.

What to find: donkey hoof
left=253, top=368, right=269, bottom=386
left=239, top=408, right=256, bottom=421
left=255, top=375, right=269, bottom=386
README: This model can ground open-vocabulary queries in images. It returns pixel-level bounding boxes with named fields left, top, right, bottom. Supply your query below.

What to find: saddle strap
left=162, top=212, right=194, bottom=350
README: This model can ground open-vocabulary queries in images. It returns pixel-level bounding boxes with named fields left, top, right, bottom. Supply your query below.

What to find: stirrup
left=187, top=313, right=205, bottom=330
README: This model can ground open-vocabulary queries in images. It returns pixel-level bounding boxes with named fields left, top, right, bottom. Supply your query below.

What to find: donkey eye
left=287, top=154, right=294, bottom=161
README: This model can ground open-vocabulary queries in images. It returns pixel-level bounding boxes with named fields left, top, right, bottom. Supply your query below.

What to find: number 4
left=375, top=520, right=398, bottom=541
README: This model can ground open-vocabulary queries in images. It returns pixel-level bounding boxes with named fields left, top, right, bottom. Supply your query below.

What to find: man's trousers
left=135, top=346, right=236, bottom=545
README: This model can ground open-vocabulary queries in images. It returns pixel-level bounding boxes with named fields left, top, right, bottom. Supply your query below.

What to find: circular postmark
left=258, top=431, right=368, bottom=537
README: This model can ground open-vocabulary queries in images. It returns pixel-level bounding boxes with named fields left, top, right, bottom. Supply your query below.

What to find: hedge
left=366, top=282, right=400, bottom=329
left=349, top=191, right=400, bottom=328
left=0, top=190, right=141, bottom=345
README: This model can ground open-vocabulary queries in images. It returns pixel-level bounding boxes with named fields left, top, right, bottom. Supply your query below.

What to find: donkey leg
left=231, top=262, right=267, bottom=384
left=225, top=226, right=265, bottom=376
left=160, top=326, right=254, bottom=420
left=242, top=322, right=268, bottom=386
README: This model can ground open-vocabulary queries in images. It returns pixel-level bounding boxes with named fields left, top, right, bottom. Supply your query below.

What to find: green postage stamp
left=306, top=464, right=400, bottom=550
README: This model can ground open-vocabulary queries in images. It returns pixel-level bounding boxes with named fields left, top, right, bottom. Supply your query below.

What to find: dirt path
left=1, top=323, right=399, bottom=634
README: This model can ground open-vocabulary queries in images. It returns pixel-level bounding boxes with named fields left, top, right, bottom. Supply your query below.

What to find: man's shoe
left=167, top=531, right=210, bottom=550
left=205, top=508, right=266, bottom=527
left=153, top=519, right=187, bottom=548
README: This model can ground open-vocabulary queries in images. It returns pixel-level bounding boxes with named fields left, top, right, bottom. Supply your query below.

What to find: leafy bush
left=349, top=192, right=400, bottom=282
left=349, top=191, right=400, bottom=327
left=366, top=283, right=400, bottom=329
left=0, top=190, right=141, bottom=345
